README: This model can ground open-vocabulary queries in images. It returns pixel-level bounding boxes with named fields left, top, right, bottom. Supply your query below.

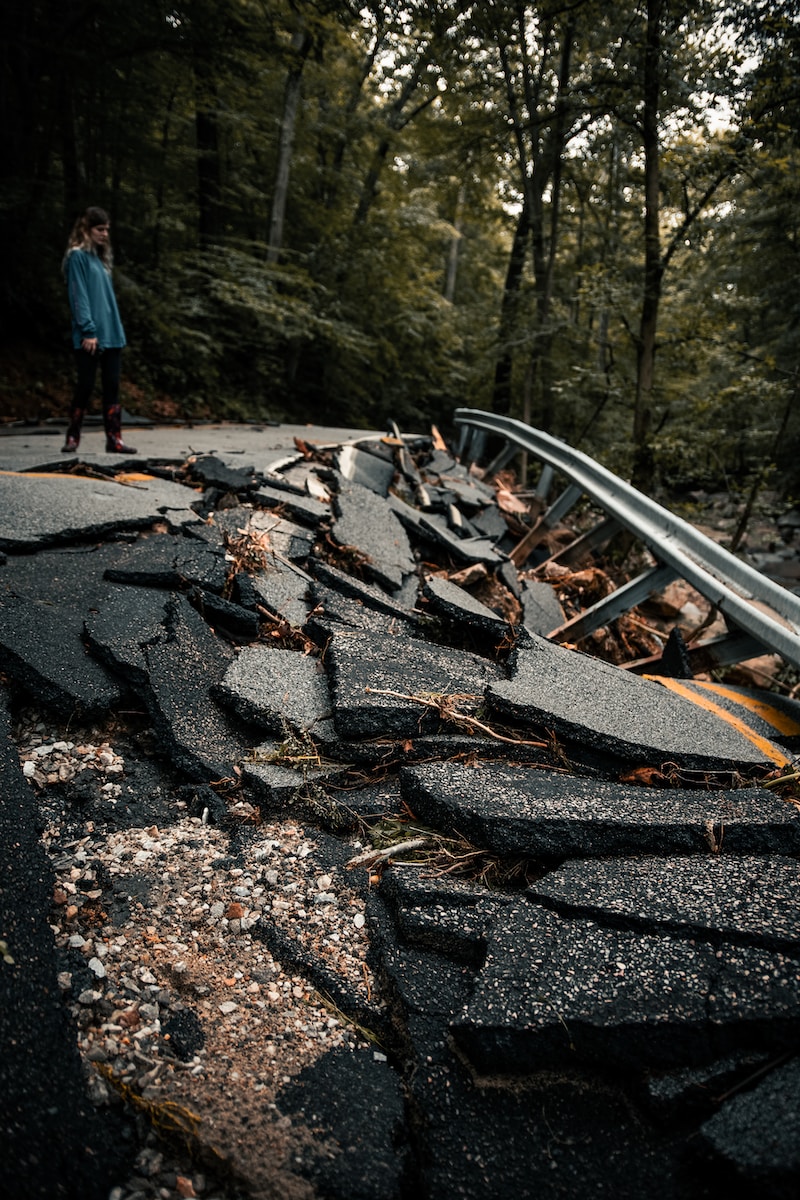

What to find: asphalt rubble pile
left=1, top=428, right=799, bottom=1200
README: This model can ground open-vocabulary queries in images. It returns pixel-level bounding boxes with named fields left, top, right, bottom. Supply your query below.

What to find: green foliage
left=124, top=243, right=378, bottom=420
left=0, top=0, right=798, bottom=494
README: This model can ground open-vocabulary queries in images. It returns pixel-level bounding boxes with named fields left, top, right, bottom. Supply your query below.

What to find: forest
left=1, top=0, right=798, bottom=495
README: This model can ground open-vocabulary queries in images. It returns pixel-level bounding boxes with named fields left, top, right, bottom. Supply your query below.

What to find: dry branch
left=363, top=686, right=547, bottom=748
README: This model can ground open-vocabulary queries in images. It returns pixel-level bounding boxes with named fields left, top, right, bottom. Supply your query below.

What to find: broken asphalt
left=1, top=418, right=799, bottom=1200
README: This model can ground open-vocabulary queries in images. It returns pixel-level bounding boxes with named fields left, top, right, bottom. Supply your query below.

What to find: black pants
left=66, top=347, right=122, bottom=443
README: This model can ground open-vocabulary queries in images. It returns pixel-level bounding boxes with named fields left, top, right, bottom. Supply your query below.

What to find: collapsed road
left=1, top=419, right=799, bottom=1200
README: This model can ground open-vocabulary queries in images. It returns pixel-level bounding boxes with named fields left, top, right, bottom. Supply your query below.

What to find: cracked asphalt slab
left=488, top=629, right=784, bottom=772
left=1, top=420, right=799, bottom=1200
left=400, top=761, right=800, bottom=858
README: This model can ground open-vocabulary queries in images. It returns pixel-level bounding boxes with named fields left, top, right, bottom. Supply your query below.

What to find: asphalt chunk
left=520, top=577, right=565, bottom=636
left=214, top=644, right=336, bottom=743
left=0, top=470, right=197, bottom=551
left=331, top=476, right=416, bottom=592
left=698, top=1055, right=800, bottom=1194
left=452, top=903, right=800, bottom=1074
left=326, top=629, right=503, bottom=740
left=401, top=761, right=800, bottom=858
left=0, top=692, right=131, bottom=1198
left=529, top=854, right=800, bottom=952
left=142, top=595, right=252, bottom=781
left=0, top=591, right=125, bottom=719
left=422, top=573, right=509, bottom=638
left=488, top=630, right=785, bottom=772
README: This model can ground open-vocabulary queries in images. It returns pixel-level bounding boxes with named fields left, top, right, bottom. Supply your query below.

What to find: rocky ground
left=14, top=709, right=379, bottom=1200
left=1, top=422, right=799, bottom=1200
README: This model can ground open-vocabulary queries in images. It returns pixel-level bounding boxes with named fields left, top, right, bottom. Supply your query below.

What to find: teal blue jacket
left=65, top=248, right=126, bottom=350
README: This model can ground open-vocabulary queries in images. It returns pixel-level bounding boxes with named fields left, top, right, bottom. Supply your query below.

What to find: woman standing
left=62, top=206, right=136, bottom=454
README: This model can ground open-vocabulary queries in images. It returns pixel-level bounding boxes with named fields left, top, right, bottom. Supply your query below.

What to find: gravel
left=14, top=708, right=380, bottom=1200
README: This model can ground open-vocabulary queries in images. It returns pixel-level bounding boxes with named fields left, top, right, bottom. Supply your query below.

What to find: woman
left=62, top=206, right=136, bottom=454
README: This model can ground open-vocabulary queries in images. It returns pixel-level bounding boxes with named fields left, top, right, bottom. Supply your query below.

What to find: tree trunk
left=353, top=136, right=391, bottom=228
left=632, top=0, right=666, bottom=491
left=153, top=90, right=176, bottom=266
left=492, top=198, right=531, bottom=416
left=352, top=47, right=437, bottom=229
left=267, top=28, right=312, bottom=264
left=196, top=98, right=222, bottom=246
left=523, top=20, right=574, bottom=433
left=59, top=75, right=84, bottom=220
left=325, top=35, right=382, bottom=209
left=444, top=179, right=466, bottom=303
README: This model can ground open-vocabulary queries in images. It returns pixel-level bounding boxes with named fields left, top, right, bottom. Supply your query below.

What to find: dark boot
left=103, top=399, right=136, bottom=453
left=63, top=405, right=84, bottom=452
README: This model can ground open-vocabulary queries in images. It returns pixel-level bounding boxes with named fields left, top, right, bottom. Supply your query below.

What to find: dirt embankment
left=0, top=342, right=184, bottom=426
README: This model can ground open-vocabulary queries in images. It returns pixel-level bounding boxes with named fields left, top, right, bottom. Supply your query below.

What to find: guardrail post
left=510, top=483, right=585, bottom=566
left=483, top=440, right=517, bottom=478
left=465, top=429, right=487, bottom=466
left=535, top=464, right=554, bottom=501
left=549, top=563, right=678, bottom=644
left=546, top=516, right=623, bottom=569
left=452, top=406, right=800, bottom=670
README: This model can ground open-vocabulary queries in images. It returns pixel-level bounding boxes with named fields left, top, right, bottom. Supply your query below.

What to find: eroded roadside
left=3, top=426, right=800, bottom=1200
left=14, top=708, right=382, bottom=1200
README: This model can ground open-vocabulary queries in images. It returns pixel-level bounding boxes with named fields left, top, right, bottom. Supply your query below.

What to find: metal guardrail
left=454, top=408, right=800, bottom=673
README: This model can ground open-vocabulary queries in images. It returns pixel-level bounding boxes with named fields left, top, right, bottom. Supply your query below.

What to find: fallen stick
left=363, top=686, right=547, bottom=748
left=346, top=837, right=431, bottom=871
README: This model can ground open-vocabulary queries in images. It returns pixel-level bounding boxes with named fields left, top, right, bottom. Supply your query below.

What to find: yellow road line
left=687, top=681, right=800, bottom=738
left=0, top=470, right=155, bottom=482
left=644, top=675, right=791, bottom=767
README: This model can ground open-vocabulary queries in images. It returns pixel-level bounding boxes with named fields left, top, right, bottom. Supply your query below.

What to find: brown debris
left=494, top=485, right=530, bottom=516
left=447, top=563, right=489, bottom=588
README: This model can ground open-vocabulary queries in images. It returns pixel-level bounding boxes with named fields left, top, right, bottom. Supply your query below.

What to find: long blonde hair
left=64, top=206, right=114, bottom=272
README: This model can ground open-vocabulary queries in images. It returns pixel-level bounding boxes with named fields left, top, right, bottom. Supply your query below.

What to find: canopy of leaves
left=1, top=0, right=798, bottom=494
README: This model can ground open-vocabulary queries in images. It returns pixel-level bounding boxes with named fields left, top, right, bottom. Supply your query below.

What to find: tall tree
left=625, top=0, right=747, bottom=487
left=267, top=15, right=314, bottom=262
left=632, top=0, right=666, bottom=485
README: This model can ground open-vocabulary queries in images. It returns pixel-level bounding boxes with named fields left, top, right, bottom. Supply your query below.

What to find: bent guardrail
left=454, top=408, right=800, bottom=673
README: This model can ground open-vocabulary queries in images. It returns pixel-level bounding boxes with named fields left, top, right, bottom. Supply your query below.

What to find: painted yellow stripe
left=0, top=469, right=84, bottom=478
left=643, top=675, right=791, bottom=767
left=0, top=470, right=156, bottom=482
left=688, top=681, right=800, bottom=738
